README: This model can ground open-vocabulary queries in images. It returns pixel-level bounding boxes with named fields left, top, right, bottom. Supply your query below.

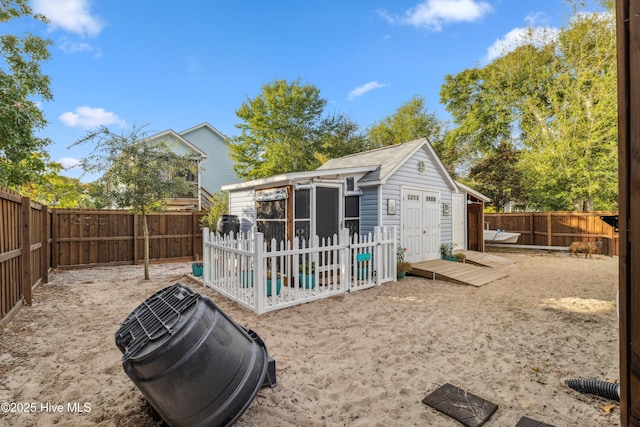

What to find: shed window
left=294, top=189, right=310, bottom=242
left=346, top=177, right=355, bottom=192
left=256, top=199, right=286, bottom=219
left=255, top=188, right=287, bottom=244
left=344, top=195, right=360, bottom=236
left=295, top=189, right=310, bottom=219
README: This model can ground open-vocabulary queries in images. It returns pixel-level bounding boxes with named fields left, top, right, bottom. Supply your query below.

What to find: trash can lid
left=115, top=283, right=199, bottom=360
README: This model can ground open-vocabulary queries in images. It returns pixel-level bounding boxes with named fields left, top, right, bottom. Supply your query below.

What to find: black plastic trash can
left=216, top=214, right=240, bottom=237
left=115, top=283, right=276, bottom=427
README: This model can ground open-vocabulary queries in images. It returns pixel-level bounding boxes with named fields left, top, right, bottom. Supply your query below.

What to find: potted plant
left=298, top=261, right=316, bottom=289
left=241, top=270, right=254, bottom=288
left=266, top=270, right=281, bottom=296
left=452, top=252, right=466, bottom=263
left=191, top=254, right=203, bottom=277
left=396, top=246, right=412, bottom=278
left=440, top=243, right=457, bottom=261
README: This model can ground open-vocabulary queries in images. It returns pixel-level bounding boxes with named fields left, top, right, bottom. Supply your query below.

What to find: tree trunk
left=584, top=197, right=594, bottom=211
left=143, top=213, right=150, bottom=280
left=572, top=198, right=584, bottom=211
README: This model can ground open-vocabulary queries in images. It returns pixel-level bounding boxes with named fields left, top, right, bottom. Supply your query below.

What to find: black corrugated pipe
left=565, top=378, right=620, bottom=401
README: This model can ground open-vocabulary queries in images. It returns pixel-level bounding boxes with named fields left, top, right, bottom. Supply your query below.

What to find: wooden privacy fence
left=1, top=191, right=207, bottom=325
left=202, top=227, right=396, bottom=314
left=0, top=188, right=52, bottom=328
left=484, top=211, right=619, bottom=256
left=53, top=209, right=206, bottom=267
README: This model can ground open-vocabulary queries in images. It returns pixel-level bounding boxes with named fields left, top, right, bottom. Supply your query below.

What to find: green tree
left=0, top=0, right=53, bottom=187
left=315, top=114, right=372, bottom=164
left=467, top=141, right=527, bottom=212
left=83, top=181, right=110, bottom=209
left=19, top=158, right=92, bottom=207
left=229, top=78, right=367, bottom=179
left=200, top=191, right=229, bottom=232
left=440, top=1, right=617, bottom=210
left=71, top=125, right=200, bottom=279
left=367, top=95, right=444, bottom=147
left=365, top=96, right=456, bottom=174
left=518, top=5, right=617, bottom=211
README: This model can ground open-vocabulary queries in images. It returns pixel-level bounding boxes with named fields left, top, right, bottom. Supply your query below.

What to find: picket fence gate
left=202, top=226, right=397, bottom=314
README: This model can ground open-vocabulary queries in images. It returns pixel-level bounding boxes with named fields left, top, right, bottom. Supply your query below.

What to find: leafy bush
left=200, top=191, right=229, bottom=231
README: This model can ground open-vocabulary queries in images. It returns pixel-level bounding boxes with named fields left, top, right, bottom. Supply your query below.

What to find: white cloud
left=348, top=81, right=386, bottom=101
left=55, top=37, right=103, bottom=58
left=60, top=106, right=124, bottom=129
left=58, top=157, right=82, bottom=169
left=525, top=12, right=547, bottom=27
left=58, top=39, right=92, bottom=53
left=57, top=38, right=103, bottom=58
left=380, top=0, right=492, bottom=32
left=484, top=25, right=559, bottom=63
left=32, top=0, right=104, bottom=37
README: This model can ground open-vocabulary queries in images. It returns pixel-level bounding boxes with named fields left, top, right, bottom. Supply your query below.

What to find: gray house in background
left=146, top=122, right=239, bottom=210
left=222, top=138, right=488, bottom=262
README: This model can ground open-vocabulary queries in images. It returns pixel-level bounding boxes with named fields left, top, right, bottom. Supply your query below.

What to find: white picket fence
left=202, top=226, right=397, bottom=314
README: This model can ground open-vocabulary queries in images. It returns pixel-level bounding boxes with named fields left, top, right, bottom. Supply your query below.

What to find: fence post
left=530, top=212, right=535, bottom=245
left=203, top=227, right=210, bottom=284
left=192, top=211, right=198, bottom=261
left=41, top=205, right=49, bottom=284
left=132, top=213, right=138, bottom=265
left=51, top=209, right=58, bottom=269
left=374, top=226, right=382, bottom=285
left=392, top=227, right=397, bottom=281
left=254, top=232, right=265, bottom=314
left=339, top=228, right=350, bottom=292
left=21, top=197, right=32, bottom=305
left=547, top=212, right=553, bottom=247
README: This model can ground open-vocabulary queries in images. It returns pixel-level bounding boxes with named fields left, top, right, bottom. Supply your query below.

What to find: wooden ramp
left=455, top=250, right=517, bottom=268
left=410, top=259, right=509, bottom=287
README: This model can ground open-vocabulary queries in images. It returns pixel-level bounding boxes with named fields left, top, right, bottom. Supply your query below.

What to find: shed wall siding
left=360, top=186, right=379, bottom=236
left=382, top=146, right=455, bottom=245
left=228, top=190, right=255, bottom=233
left=182, top=127, right=240, bottom=192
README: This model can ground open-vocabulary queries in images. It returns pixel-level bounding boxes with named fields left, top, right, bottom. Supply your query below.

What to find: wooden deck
left=455, top=250, right=517, bottom=268
left=410, top=252, right=514, bottom=287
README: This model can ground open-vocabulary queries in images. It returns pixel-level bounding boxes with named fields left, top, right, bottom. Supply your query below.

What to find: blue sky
left=14, top=0, right=592, bottom=182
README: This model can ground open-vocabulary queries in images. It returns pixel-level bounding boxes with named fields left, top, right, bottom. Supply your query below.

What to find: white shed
left=222, top=138, right=487, bottom=262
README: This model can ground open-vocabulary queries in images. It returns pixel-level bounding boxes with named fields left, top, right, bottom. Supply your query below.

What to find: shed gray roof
left=222, top=138, right=476, bottom=195
left=456, top=181, right=491, bottom=202
left=318, top=138, right=456, bottom=188
left=318, top=138, right=422, bottom=179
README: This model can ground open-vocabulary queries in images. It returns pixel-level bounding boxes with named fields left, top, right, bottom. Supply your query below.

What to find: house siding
left=181, top=126, right=240, bottom=193
left=162, top=134, right=191, bottom=156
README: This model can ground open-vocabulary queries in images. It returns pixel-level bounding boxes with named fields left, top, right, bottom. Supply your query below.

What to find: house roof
left=179, top=122, right=229, bottom=142
left=221, top=165, right=379, bottom=191
left=318, top=138, right=457, bottom=189
left=143, top=129, right=208, bottom=158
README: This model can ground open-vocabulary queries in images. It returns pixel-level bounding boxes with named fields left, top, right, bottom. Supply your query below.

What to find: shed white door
left=402, top=188, right=440, bottom=263
left=452, top=193, right=465, bottom=250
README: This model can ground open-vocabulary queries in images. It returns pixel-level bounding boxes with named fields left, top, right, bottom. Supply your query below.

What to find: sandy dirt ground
left=0, top=250, right=620, bottom=427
